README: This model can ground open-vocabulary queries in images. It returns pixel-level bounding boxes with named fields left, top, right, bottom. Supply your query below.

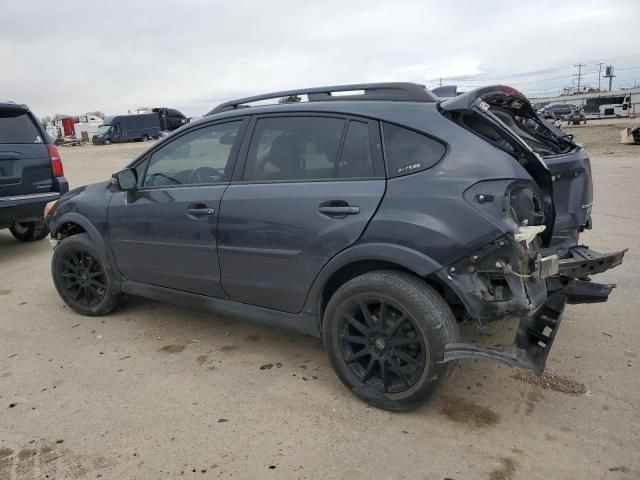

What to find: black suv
left=543, top=103, right=577, bottom=120
left=1, top=102, right=68, bottom=241
left=45, top=83, right=625, bottom=411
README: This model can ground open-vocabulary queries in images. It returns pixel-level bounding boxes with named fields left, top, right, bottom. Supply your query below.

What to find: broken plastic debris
left=514, top=225, right=546, bottom=245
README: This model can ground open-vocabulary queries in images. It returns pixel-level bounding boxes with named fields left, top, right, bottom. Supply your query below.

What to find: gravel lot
left=1, top=121, right=639, bottom=480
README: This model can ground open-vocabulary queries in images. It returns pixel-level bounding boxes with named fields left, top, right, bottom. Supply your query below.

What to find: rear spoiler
left=440, top=85, right=533, bottom=114
left=0, top=102, right=29, bottom=114
left=431, top=85, right=459, bottom=98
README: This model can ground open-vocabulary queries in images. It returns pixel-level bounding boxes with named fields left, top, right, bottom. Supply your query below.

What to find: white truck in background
left=73, top=115, right=104, bottom=142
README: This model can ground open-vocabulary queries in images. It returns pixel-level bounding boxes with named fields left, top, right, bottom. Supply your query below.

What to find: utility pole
left=439, top=77, right=442, bottom=87
left=573, top=63, right=586, bottom=93
left=597, top=62, right=604, bottom=90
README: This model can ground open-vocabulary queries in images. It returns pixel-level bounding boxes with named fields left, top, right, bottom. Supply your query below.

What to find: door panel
left=108, top=186, right=226, bottom=296
left=217, top=180, right=385, bottom=313
left=107, top=120, right=246, bottom=297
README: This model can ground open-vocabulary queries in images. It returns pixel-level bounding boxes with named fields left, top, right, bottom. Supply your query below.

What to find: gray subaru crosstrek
left=44, top=83, right=625, bottom=411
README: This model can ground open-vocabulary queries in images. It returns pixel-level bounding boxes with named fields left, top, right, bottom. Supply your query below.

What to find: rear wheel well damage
left=319, top=260, right=468, bottom=323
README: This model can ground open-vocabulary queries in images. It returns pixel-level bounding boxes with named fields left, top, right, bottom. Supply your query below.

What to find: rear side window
left=0, top=112, right=43, bottom=144
left=382, top=123, right=445, bottom=177
left=244, top=116, right=345, bottom=181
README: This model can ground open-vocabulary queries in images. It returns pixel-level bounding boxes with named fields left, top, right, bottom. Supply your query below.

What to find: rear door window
left=243, top=116, right=345, bottom=181
left=0, top=112, right=43, bottom=144
left=382, top=123, right=446, bottom=177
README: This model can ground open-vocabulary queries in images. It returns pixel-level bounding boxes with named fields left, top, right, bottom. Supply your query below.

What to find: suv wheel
left=323, top=270, right=460, bottom=411
left=51, top=233, right=121, bottom=316
left=104, top=139, right=111, bottom=145
left=142, top=134, right=149, bottom=142
left=9, top=218, right=49, bottom=242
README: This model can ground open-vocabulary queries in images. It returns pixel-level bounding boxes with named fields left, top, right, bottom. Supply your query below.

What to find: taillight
left=48, top=144, right=64, bottom=177
left=498, top=85, right=520, bottom=96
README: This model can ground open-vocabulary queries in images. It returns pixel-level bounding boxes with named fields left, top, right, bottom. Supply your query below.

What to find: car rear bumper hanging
left=442, top=293, right=567, bottom=373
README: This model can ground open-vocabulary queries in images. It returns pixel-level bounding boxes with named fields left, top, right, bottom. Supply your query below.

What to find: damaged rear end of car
left=358, top=96, right=570, bottom=376
left=438, top=85, right=626, bottom=306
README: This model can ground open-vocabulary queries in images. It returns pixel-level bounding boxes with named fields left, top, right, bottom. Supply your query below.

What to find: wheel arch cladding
left=51, top=212, right=122, bottom=290
left=303, top=242, right=449, bottom=318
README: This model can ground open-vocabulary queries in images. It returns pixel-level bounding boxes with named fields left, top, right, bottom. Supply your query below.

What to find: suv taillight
left=48, top=144, right=64, bottom=177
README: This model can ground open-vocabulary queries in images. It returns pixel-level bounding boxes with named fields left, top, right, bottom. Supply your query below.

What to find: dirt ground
left=1, top=120, right=639, bottom=480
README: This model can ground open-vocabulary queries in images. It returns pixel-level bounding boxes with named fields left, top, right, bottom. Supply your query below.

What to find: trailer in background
left=73, top=115, right=104, bottom=142
left=57, top=116, right=79, bottom=137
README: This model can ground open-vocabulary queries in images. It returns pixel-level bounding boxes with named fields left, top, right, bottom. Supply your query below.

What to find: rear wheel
left=323, top=270, right=460, bottom=411
left=51, top=233, right=121, bottom=316
left=142, top=134, right=149, bottom=142
left=9, top=218, right=49, bottom=242
left=104, top=139, right=111, bottom=145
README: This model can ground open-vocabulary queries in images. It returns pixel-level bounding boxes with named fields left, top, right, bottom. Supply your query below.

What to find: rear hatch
left=0, top=104, right=54, bottom=197
left=439, top=86, right=593, bottom=249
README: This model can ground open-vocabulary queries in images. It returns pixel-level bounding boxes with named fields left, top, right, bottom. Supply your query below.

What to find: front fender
left=49, top=211, right=123, bottom=291
left=301, top=242, right=443, bottom=317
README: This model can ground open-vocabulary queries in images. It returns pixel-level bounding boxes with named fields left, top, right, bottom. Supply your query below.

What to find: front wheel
left=323, top=271, right=460, bottom=411
left=103, top=139, right=111, bottom=145
left=51, top=233, right=121, bottom=316
left=9, top=218, right=49, bottom=242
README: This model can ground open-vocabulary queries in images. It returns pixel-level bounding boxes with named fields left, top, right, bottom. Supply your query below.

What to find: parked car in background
left=568, top=107, right=587, bottom=125
left=542, top=103, right=577, bottom=120
left=1, top=102, right=68, bottom=241
left=153, top=107, right=188, bottom=131
left=45, top=83, right=625, bottom=410
left=92, top=114, right=160, bottom=145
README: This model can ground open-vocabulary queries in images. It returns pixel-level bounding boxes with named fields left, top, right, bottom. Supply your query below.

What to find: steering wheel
left=187, top=166, right=224, bottom=184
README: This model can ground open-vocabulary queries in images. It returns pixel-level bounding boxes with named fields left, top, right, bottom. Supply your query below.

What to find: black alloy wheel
left=323, top=270, right=460, bottom=410
left=59, top=250, right=107, bottom=307
left=338, top=298, right=427, bottom=394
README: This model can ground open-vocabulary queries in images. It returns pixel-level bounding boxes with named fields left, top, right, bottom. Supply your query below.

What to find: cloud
left=1, top=0, right=638, bottom=117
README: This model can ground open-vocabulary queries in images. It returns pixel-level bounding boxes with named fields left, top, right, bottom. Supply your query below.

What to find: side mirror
left=114, top=168, right=138, bottom=191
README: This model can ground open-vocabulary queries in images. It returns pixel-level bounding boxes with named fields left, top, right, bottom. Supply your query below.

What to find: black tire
left=323, top=270, right=460, bottom=411
left=51, top=233, right=121, bottom=316
left=104, top=139, right=111, bottom=145
left=9, top=218, right=49, bottom=242
left=142, top=134, right=149, bottom=142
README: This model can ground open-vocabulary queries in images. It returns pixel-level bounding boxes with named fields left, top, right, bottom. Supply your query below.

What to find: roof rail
left=207, top=82, right=438, bottom=115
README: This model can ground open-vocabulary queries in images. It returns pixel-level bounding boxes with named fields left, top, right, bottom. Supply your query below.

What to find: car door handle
left=318, top=206, right=360, bottom=215
left=186, top=207, right=215, bottom=216
left=318, top=200, right=360, bottom=217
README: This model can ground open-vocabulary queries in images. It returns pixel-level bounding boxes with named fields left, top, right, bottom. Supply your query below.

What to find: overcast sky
left=2, top=0, right=639, bottom=117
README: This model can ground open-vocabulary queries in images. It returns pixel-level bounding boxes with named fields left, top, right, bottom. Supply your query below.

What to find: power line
left=573, top=63, right=586, bottom=93
left=430, top=53, right=640, bottom=86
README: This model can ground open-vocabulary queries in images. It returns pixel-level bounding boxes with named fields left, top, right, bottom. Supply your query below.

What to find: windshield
left=97, top=125, right=111, bottom=134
